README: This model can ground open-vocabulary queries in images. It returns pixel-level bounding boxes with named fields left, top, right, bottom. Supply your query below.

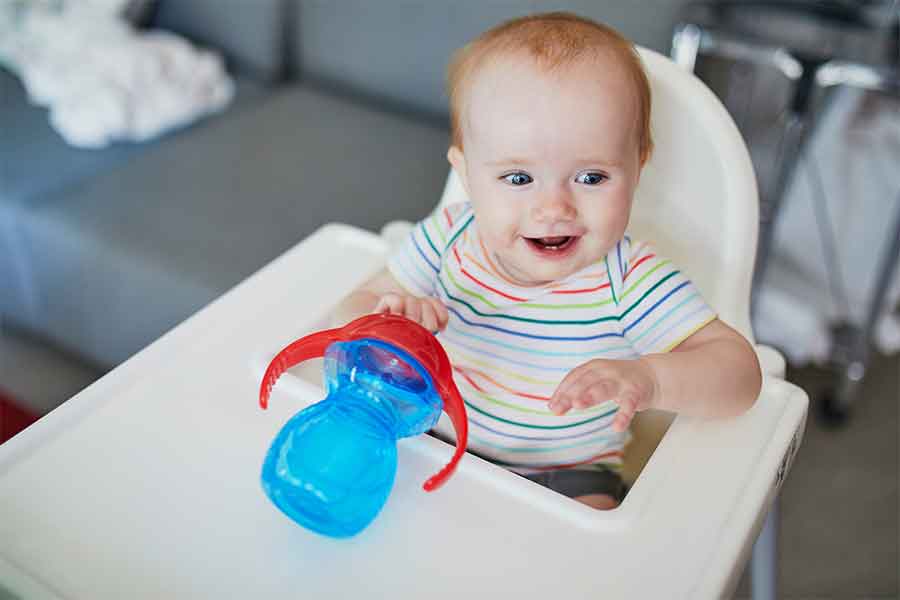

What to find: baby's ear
left=446, top=146, right=469, bottom=194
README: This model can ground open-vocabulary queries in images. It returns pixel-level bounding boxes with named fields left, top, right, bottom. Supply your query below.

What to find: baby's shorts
left=523, top=466, right=628, bottom=502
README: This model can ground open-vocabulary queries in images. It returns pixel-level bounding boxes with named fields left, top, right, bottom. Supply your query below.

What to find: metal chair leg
left=751, top=497, right=780, bottom=600
left=821, top=194, right=900, bottom=424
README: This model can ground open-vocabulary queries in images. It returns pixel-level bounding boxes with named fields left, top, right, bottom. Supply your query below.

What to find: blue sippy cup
left=258, top=314, right=469, bottom=538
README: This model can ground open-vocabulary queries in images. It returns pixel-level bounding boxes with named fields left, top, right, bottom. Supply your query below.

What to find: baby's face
left=450, top=53, right=643, bottom=286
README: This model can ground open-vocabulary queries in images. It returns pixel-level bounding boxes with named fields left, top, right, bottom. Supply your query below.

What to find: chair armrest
left=380, top=220, right=414, bottom=251
left=756, top=344, right=787, bottom=379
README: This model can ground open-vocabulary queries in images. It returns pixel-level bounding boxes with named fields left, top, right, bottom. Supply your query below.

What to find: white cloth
left=755, top=86, right=900, bottom=364
left=0, top=2, right=234, bottom=148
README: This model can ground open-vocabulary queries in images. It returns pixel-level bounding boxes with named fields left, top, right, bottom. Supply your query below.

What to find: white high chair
left=382, top=46, right=805, bottom=598
left=0, top=49, right=807, bottom=599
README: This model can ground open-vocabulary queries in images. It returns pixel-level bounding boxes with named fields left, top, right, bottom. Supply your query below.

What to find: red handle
left=259, top=314, right=468, bottom=491
left=259, top=328, right=339, bottom=409
left=423, top=380, right=468, bottom=491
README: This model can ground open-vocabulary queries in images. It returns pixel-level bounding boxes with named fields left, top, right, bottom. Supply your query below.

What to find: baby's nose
left=532, top=191, right=576, bottom=222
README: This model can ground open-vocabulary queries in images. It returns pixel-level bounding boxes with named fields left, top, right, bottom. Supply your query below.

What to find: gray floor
left=0, top=326, right=897, bottom=598
left=736, top=352, right=899, bottom=599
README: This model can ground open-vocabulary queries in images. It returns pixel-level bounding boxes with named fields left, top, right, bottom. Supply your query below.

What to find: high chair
left=381, top=44, right=804, bottom=599
left=0, top=48, right=807, bottom=599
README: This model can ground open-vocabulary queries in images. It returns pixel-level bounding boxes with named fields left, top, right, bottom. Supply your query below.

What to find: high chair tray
left=0, top=224, right=807, bottom=599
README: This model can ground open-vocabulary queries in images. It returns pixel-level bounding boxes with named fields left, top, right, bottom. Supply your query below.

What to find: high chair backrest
left=437, top=48, right=759, bottom=342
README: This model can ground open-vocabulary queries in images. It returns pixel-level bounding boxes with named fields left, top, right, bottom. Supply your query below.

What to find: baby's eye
left=575, top=172, right=608, bottom=185
left=501, top=172, right=533, bottom=186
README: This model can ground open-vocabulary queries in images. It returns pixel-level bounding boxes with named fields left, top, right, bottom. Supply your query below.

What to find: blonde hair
left=447, top=12, right=653, bottom=163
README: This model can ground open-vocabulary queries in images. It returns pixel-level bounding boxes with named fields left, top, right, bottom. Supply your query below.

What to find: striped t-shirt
left=388, top=202, right=716, bottom=472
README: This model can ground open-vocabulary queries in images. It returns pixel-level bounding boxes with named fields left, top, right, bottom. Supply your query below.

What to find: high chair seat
left=0, top=48, right=808, bottom=599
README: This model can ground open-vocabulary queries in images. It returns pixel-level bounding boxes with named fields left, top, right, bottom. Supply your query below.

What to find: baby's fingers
left=374, top=294, right=447, bottom=332
left=548, top=369, right=592, bottom=415
left=611, top=394, right=638, bottom=432
left=550, top=372, right=617, bottom=415
left=375, top=293, right=405, bottom=315
left=402, top=298, right=422, bottom=324
left=428, top=298, right=450, bottom=331
left=422, top=296, right=450, bottom=331
left=575, top=379, right=619, bottom=409
left=418, top=300, right=441, bottom=332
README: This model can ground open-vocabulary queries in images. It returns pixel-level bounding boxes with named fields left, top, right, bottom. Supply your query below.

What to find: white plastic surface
left=0, top=225, right=807, bottom=600
left=757, top=344, right=788, bottom=379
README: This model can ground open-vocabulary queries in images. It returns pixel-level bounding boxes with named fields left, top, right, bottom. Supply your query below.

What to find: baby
left=336, top=12, right=761, bottom=510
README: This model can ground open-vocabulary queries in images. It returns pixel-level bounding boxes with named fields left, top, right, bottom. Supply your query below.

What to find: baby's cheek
left=614, top=188, right=635, bottom=220
left=595, top=197, right=632, bottom=241
left=471, top=201, right=509, bottom=239
left=480, top=219, right=519, bottom=249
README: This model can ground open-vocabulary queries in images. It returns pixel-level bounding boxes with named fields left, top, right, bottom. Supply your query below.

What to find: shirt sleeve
left=617, top=239, right=717, bottom=354
left=387, top=202, right=471, bottom=297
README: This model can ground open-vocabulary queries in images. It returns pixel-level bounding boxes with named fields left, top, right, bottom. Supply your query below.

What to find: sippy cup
left=258, top=314, right=468, bottom=538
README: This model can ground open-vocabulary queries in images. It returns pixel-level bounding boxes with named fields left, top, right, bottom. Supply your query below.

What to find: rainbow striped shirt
left=388, top=203, right=716, bottom=472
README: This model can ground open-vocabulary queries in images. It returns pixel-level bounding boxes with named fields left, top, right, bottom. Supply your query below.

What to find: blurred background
left=1, top=1, right=897, bottom=597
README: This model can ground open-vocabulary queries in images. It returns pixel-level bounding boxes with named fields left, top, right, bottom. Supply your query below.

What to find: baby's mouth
left=524, top=236, right=579, bottom=255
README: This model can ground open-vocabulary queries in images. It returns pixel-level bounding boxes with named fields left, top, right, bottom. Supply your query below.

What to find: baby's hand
left=374, top=293, right=449, bottom=333
left=548, top=359, right=659, bottom=432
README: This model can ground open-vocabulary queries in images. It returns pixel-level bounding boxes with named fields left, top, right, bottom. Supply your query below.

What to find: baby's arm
left=549, top=319, right=761, bottom=431
left=333, top=268, right=449, bottom=332
left=640, top=318, right=761, bottom=417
